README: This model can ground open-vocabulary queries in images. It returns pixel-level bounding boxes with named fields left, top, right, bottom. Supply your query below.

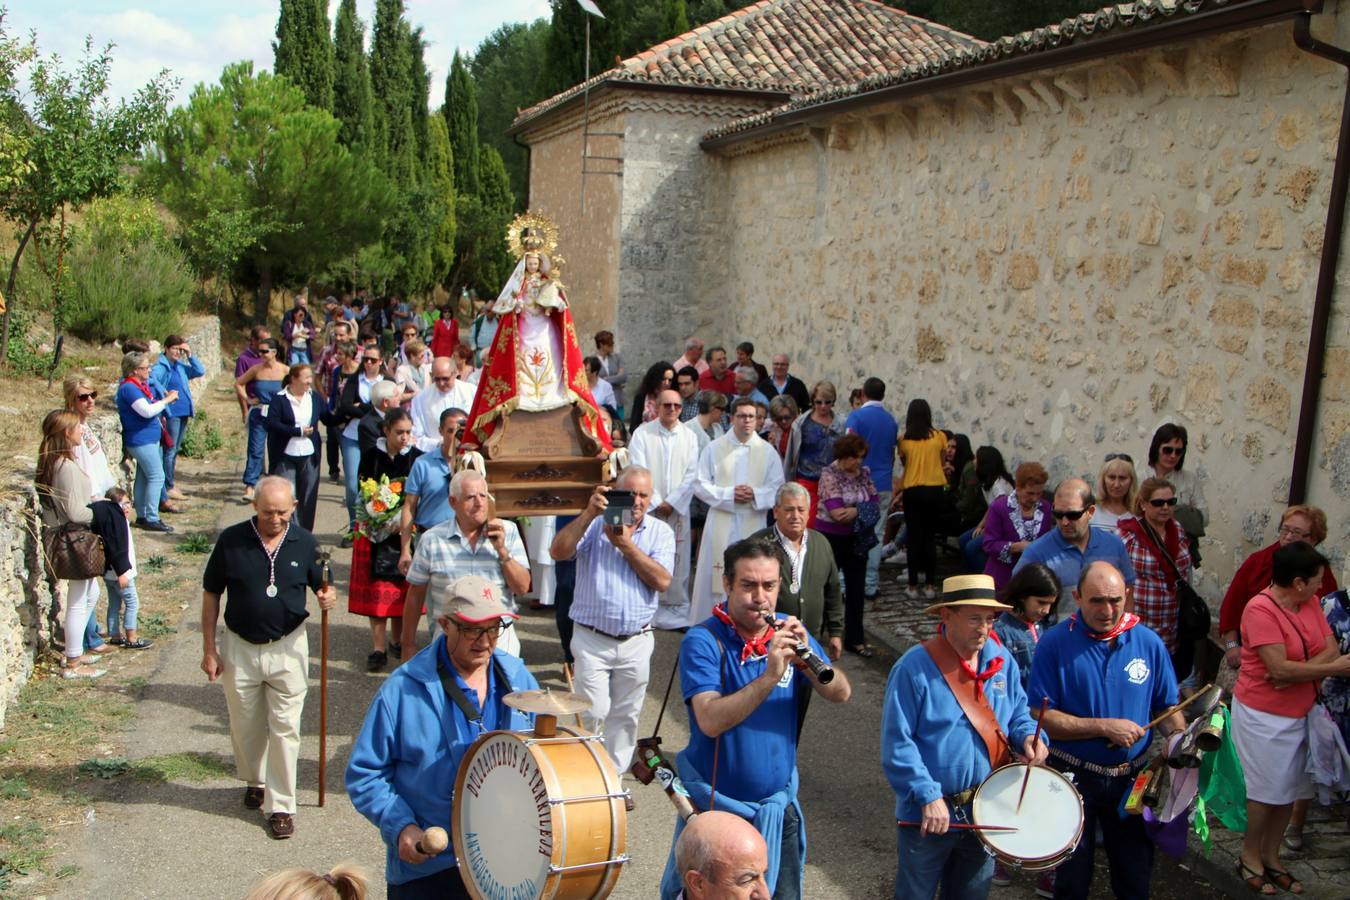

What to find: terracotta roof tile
left=512, top=0, right=981, bottom=130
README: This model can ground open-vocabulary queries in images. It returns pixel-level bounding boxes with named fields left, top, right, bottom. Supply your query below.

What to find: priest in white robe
left=689, top=396, right=785, bottom=625
left=628, top=389, right=700, bottom=629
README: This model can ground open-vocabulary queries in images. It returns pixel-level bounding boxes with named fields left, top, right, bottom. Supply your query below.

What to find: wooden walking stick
left=318, top=549, right=332, bottom=807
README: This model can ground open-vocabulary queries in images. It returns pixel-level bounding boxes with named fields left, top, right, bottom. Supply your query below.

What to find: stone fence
left=0, top=316, right=222, bottom=728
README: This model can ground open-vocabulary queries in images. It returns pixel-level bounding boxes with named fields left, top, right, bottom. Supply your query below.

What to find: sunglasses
left=1160, top=446, right=1184, bottom=456
left=658, top=402, right=682, bottom=409
left=1147, top=496, right=1179, bottom=508
left=813, top=399, right=834, bottom=406
left=774, top=415, right=794, bottom=424
left=1104, top=452, right=1133, bottom=464
left=363, top=357, right=382, bottom=363
left=77, top=392, right=97, bottom=402
left=1051, top=509, right=1089, bottom=521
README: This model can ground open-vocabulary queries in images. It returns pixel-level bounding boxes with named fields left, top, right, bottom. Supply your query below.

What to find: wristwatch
left=1224, top=640, right=1239, bottom=650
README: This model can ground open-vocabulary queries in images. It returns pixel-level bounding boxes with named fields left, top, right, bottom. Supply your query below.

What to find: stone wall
left=0, top=316, right=222, bottom=728
left=701, top=9, right=1350, bottom=591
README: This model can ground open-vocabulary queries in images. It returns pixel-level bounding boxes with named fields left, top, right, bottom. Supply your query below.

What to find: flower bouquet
left=350, top=474, right=405, bottom=544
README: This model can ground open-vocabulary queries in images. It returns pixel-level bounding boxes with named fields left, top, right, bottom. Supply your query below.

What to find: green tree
left=444, top=51, right=480, bottom=197
left=451, top=144, right=514, bottom=296
left=273, top=0, right=334, bottom=110
left=143, top=61, right=389, bottom=322
left=408, top=26, right=431, bottom=169
left=426, top=114, right=457, bottom=285
left=369, top=0, right=415, bottom=185
left=664, top=0, right=691, bottom=37
left=332, top=0, right=374, bottom=149
left=0, top=23, right=172, bottom=364
left=884, top=0, right=1104, bottom=39
left=469, top=19, right=550, bottom=202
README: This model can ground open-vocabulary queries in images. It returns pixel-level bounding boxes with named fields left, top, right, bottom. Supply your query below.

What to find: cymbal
left=504, top=689, right=591, bottom=716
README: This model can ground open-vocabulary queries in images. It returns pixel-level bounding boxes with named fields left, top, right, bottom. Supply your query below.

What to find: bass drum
left=970, top=763, right=1083, bottom=872
left=453, top=725, right=627, bottom=899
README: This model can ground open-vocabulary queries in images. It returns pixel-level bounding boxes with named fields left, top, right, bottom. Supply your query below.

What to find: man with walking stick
left=200, top=476, right=336, bottom=840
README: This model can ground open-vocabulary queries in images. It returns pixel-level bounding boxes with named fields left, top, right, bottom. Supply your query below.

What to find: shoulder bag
left=43, top=520, right=106, bottom=580
left=1140, top=522, right=1210, bottom=642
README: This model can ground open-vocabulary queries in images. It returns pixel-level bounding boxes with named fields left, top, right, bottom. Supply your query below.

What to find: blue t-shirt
left=844, top=403, right=898, bottom=489
left=679, top=614, right=824, bottom=802
left=1013, top=526, right=1136, bottom=615
left=405, top=448, right=453, bottom=529
left=115, top=380, right=164, bottom=448
left=1027, top=614, right=1177, bottom=766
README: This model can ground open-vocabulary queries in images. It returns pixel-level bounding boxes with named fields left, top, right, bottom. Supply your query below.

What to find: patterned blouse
left=816, top=462, right=879, bottom=537
left=1120, top=519, right=1192, bottom=653
left=1321, top=590, right=1350, bottom=745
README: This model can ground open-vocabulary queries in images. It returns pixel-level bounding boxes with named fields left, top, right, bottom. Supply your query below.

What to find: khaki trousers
left=220, top=626, right=308, bottom=815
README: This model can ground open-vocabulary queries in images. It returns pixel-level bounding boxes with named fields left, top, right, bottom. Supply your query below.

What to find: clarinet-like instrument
left=761, top=612, right=834, bottom=684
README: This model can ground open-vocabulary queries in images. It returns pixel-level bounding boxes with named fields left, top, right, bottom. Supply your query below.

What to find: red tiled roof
left=511, top=0, right=981, bottom=131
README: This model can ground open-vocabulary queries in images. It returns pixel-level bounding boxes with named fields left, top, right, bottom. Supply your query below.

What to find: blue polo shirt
left=1027, top=614, right=1177, bottom=766
left=404, top=447, right=453, bottom=529
left=844, top=402, right=898, bottom=489
left=1013, top=526, right=1136, bottom=613
left=679, top=614, right=824, bottom=802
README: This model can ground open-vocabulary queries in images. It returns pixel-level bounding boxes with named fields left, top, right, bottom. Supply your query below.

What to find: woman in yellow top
left=898, top=398, right=949, bottom=601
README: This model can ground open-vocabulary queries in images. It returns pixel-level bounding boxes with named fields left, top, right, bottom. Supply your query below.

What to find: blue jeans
left=340, top=434, right=362, bottom=526
left=243, top=407, right=266, bottom=486
left=864, top=490, right=892, bottom=595
left=959, top=527, right=987, bottom=573
left=894, top=819, right=993, bottom=900
left=104, top=575, right=139, bottom=635
left=162, top=414, right=188, bottom=497
left=127, top=442, right=164, bottom=524
left=288, top=347, right=310, bottom=365
left=774, top=801, right=804, bottom=900
left=83, top=589, right=106, bottom=650
left=1052, top=764, right=1152, bottom=899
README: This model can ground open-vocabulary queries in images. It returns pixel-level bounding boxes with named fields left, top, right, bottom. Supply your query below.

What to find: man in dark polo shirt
left=201, top=476, right=336, bottom=839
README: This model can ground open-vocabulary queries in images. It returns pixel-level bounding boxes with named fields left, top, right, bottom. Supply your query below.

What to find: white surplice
left=628, top=419, right=701, bottom=629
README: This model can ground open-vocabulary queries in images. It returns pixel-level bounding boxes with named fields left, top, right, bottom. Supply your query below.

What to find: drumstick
left=416, top=826, right=449, bottom=856
left=896, top=821, right=1019, bottom=832
left=562, top=664, right=584, bottom=727
left=1016, top=696, right=1049, bottom=814
left=1142, top=682, right=1216, bottom=731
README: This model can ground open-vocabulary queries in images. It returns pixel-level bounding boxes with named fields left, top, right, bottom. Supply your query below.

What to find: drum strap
left=436, top=654, right=513, bottom=728
left=922, top=637, right=1011, bottom=770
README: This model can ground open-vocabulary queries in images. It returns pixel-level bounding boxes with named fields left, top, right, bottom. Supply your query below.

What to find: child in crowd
left=97, top=487, right=154, bottom=650
left=993, top=562, right=1061, bottom=692
left=244, top=863, right=368, bottom=900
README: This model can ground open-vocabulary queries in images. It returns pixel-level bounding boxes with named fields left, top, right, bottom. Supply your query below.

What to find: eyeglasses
left=658, top=402, right=682, bottom=409
left=1104, top=452, right=1133, bottom=463
left=774, top=415, right=794, bottom=424
left=813, top=399, right=834, bottom=406
left=77, top=392, right=97, bottom=402
left=1160, top=446, right=1184, bottom=456
left=1278, top=525, right=1311, bottom=539
left=1051, top=509, right=1089, bottom=521
left=1147, top=496, right=1179, bottom=508
left=456, top=622, right=511, bottom=641
left=432, top=376, right=453, bottom=384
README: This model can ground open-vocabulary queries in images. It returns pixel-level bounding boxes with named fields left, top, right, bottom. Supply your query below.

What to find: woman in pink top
left=1231, top=542, right=1350, bottom=895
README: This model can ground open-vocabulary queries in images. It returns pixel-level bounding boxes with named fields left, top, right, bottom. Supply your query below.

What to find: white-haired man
left=672, top=337, right=710, bottom=376
left=628, top=389, right=700, bottom=628
left=410, top=357, right=475, bottom=452
left=401, top=469, right=530, bottom=658
left=200, top=476, right=336, bottom=840
left=358, top=379, right=403, bottom=456
left=756, top=355, right=810, bottom=413
left=550, top=468, right=674, bottom=777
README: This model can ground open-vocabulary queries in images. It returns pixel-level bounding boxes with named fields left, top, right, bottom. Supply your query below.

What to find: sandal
left=1236, top=860, right=1273, bottom=895
left=847, top=644, right=875, bottom=658
left=1264, top=867, right=1303, bottom=895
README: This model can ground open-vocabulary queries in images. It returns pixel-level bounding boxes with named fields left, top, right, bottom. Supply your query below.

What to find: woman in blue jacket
left=115, top=351, right=177, bottom=533
left=149, top=335, right=205, bottom=509
left=266, top=364, right=324, bottom=531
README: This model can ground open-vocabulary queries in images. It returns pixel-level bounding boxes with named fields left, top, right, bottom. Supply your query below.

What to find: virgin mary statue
left=463, top=213, right=612, bottom=454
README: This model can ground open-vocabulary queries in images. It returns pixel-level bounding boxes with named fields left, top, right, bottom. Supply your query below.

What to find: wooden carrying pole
left=319, top=552, right=332, bottom=807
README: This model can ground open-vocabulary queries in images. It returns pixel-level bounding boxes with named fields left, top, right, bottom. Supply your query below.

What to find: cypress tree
left=426, top=114, right=457, bottom=284
left=408, top=26, right=431, bottom=172
left=370, top=0, right=415, bottom=185
left=476, top=145, right=516, bottom=292
left=332, top=0, right=374, bottom=149
left=443, top=52, right=480, bottom=197
left=273, top=0, right=334, bottom=110
left=664, top=0, right=690, bottom=37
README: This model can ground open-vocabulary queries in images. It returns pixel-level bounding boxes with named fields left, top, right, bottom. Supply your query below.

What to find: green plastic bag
left=1194, top=705, right=1247, bottom=849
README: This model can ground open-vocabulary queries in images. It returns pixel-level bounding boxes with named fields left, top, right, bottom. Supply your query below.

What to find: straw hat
left=923, top=574, right=1012, bottom=615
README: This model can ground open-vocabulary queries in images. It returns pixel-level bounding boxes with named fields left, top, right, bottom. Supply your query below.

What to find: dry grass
left=0, top=374, right=247, bottom=896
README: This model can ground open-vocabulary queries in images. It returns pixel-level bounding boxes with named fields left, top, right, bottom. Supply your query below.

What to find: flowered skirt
left=348, top=534, right=408, bottom=618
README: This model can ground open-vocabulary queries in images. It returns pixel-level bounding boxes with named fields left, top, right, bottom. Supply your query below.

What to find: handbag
left=43, top=521, right=106, bottom=580
left=1139, top=521, right=1210, bottom=642
left=369, top=534, right=404, bottom=581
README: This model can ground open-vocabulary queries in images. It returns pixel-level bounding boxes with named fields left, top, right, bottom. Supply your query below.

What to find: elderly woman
left=783, top=380, right=845, bottom=525
left=765, top=395, right=798, bottom=459
left=1140, top=423, right=1207, bottom=565
left=1094, top=453, right=1137, bottom=531
left=1119, top=478, right=1195, bottom=680
left=815, top=432, right=880, bottom=658
left=37, top=410, right=105, bottom=679
left=115, top=351, right=178, bottom=533
left=980, top=461, right=1052, bottom=590
left=1231, top=542, right=1350, bottom=895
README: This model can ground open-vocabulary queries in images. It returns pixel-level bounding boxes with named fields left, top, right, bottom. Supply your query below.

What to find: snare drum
left=970, top=764, right=1083, bottom=871
left=453, top=724, right=627, bottom=899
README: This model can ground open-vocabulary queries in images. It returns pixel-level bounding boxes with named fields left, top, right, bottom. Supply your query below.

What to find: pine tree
left=273, top=0, right=334, bottom=110
left=444, top=52, right=480, bottom=197
left=332, top=0, right=374, bottom=149
left=370, top=0, right=415, bottom=185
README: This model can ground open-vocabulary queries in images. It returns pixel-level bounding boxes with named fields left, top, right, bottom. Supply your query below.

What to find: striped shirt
left=567, top=516, right=675, bottom=637
left=406, top=516, right=529, bottom=620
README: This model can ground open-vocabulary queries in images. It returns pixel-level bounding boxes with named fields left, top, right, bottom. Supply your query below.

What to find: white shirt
left=628, top=419, right=700, bottom=514
left=410, top=379, right=476, bottom=452
left=774, top=525, right=807, bottom=593
left=590, top=377, right=616, bottom=410
left=283, top=389, right=315, bottom=456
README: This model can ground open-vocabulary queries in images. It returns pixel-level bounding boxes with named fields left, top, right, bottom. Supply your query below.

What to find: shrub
left=177, top=410, right=223, bottom=458
left=58, top=234, right=193, bottom=342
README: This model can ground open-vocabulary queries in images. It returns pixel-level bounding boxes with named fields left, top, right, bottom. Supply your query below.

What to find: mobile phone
left=603, top=489, right=635, bottom=528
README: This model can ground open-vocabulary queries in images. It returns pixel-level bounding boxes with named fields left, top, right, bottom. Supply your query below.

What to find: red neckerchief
left=122, top=376, right=173, bottom=445
left=933, top=624, right=1006, bottom=699
left=713, top=604, right=773, bottom=662
left=1069, top=611, right=1140, bottom=641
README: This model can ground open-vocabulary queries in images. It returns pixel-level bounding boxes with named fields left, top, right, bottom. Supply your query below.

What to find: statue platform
left=477, top=405, right=608, bottom=517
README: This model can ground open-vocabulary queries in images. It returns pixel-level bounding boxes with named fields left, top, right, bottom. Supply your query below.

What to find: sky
left=6, top=0, right=554, bottom=110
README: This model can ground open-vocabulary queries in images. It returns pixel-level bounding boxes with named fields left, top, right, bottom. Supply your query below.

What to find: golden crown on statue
left=506, top=212, right=565, bottom=268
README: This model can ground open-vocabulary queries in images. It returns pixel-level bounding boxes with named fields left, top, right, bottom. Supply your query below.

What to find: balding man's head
left=656, top=389, right=683, bottom=427
left=1073, top=561, right=1128, bottom=633
left=1052, top=478, right=1095, bottom=543
left=252, top=476, right=297, bottom=537
left=677, top=811, right=770, bottom=900
left=431, top=356, right=454, bottom=380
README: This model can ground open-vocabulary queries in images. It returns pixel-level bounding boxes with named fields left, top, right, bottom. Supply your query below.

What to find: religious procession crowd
left=32, top=270, right=1350, bottom=900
